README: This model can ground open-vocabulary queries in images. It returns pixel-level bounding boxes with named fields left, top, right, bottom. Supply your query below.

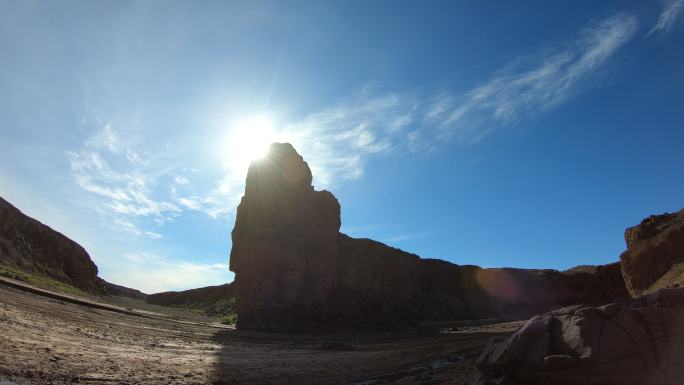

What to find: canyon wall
left=229, top=143, right=629, bottom=331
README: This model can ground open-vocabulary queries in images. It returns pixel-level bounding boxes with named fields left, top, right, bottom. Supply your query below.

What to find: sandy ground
left=0, top=283, right=522, bottom=385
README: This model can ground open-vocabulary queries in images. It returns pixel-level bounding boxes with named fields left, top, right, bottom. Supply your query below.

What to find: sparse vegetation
left=219, top=313, right=238, bottom=325
left=160, top=296, right=237, bottom=322
left=146, top=284, right=237, bottom=322
left=0, top=264, right=84, bottom=296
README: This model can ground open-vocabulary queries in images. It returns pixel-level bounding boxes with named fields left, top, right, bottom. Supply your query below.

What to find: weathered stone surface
left=620, top=209, right=684, bottom=297
left=0, top=196, right=103, bottom=293
left=229, top=143, right=629, bottom=331
left=475, top=287, right=684, bottom=385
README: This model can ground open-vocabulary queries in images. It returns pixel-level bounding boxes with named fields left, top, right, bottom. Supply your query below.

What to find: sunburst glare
left=226, top=115, right=277, bottom=172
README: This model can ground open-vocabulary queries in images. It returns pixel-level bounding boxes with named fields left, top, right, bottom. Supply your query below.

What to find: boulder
left=228, top=143, right=629, bottom=331
left=620, top=209, right=684, bottom=297
left=475, top=287, right=684, bottom=385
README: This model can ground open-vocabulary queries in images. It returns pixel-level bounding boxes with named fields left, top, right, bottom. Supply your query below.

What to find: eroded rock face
left=229, top=143, right=629, bottom=331
left=0, top=197, right=102, bottom=293
left=147, top=283, right=233, bottom=306
left=229, top=143, right=342, bottom=330
left=475, top=287, right=684, bottom=385
left=620, top=209, right=684, bottom=297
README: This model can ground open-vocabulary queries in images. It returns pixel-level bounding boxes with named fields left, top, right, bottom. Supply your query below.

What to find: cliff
left=620, top=209, right=684, bottom=296
left=228, top=143, right=628, bottom=331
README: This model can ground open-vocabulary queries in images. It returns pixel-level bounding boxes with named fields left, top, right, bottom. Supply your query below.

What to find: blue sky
left=1, top=1, right=683, bottom=293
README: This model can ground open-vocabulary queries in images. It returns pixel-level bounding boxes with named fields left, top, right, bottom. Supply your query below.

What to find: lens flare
left=227, top=115, right=275, bottom=171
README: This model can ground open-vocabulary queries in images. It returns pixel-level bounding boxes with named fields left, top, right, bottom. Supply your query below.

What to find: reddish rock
left=228, top=143, right=629, bottom=331
left=620, top=209, right=684, bottom=297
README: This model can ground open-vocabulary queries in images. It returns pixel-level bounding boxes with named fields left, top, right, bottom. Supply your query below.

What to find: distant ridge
left=146, top=283, right=235, bottom=318
left=0, top=196, right=103, bottom=293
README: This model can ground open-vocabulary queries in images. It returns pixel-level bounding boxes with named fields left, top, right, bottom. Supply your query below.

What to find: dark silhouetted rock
left=0, top=197, right=103, bottom=294
left=228, top=143, right=629, bottom=331
left=475, top=287, right=684, bottom=385
left=229, top=143, right=342, bottom=330
left=620, top=209, right=684, bottom=297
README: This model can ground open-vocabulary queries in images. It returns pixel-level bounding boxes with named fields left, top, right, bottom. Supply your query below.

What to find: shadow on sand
left=208, top=323, right=514, bottom=385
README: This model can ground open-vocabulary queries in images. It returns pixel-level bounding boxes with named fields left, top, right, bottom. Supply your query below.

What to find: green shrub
left=219, top=313, right=238, bottom=325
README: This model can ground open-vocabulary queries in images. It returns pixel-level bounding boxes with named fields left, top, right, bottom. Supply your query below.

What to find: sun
left=227, top=115, right=275, bottom=170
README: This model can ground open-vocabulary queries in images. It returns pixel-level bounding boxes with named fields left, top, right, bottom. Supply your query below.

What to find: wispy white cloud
left=424, top=93, right=455, bottom=123
left=649, top=0, right=683, bottom=35
left=114, top=218, right=141, bottom=235
left=274, top=13, right=639, bottom=187
left=383, top=231, right=436, bottom=244
left=68, top=125, right=184, bottom=235
left=281, top=93, right=416, bottom=187
left=177, top=197, right=201, bottom=210
left=145, top=231, right=162, bottom=239
left=194, top=173, right=246, bottom=219
left=123, top=251, right=164, bottom=263
left=85, top=124, right=118, bottom=152
left=108, top=251, right=232, bottom=293
left=423, top=13, right=639, bottom=144
left=69, top=151, right=181, bottom=218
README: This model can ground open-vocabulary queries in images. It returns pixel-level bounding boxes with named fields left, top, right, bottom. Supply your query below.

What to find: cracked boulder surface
left=620, top=208, right=684, bottom=297
left=474, top=287, right=684, bottom=385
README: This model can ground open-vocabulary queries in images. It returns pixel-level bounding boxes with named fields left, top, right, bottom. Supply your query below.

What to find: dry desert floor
left=0, top=281, right=522, bottom=385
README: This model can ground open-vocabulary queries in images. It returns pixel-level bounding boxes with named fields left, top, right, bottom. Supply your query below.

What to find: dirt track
left=0, top=283, right=521, bottom=385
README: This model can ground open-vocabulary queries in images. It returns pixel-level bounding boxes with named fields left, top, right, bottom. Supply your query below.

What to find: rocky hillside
left=0, top=197, right=103, bottom=294
left=103, top=280, right=148, bottom=300
left=620, top=208, right=684, bottom=296
left=147, top=283, right=235, bottom=318
left=0, top=196, right=150, bottom=298
left=229, top=143, right=629, bottom=331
